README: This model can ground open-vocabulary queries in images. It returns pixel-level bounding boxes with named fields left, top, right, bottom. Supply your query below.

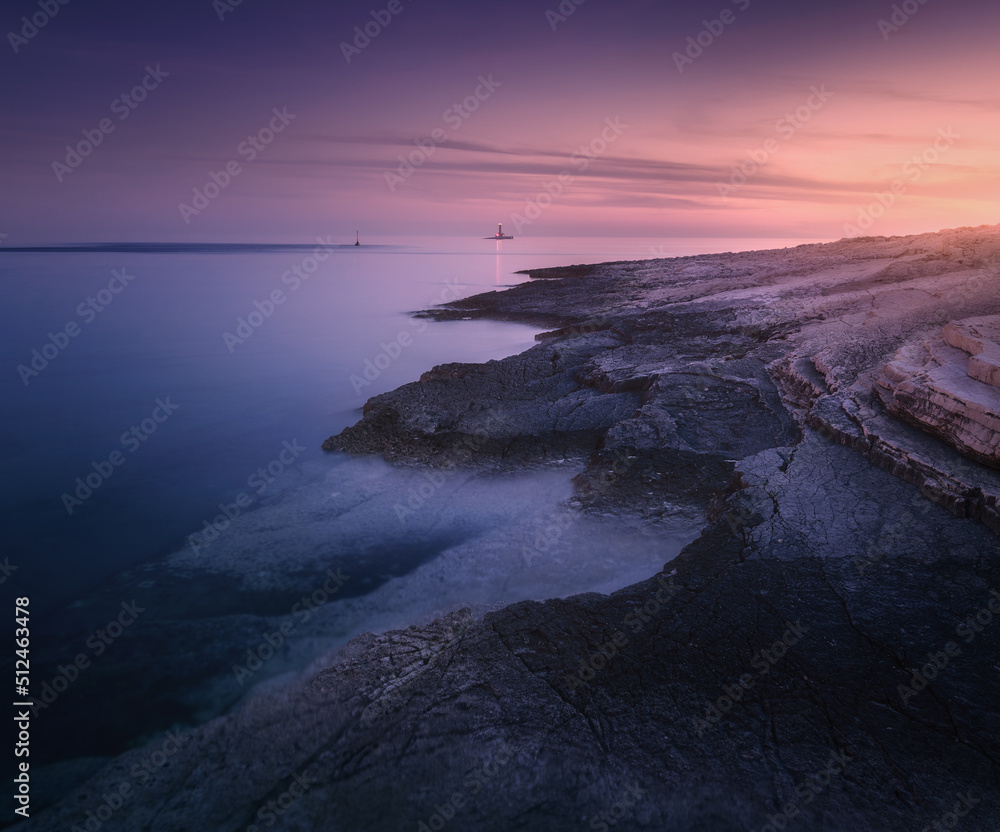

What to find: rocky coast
left=19, top=225, right=1000, bottom=831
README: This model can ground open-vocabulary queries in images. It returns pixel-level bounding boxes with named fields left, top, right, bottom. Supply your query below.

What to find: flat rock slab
left=876, top=320, right=1000, bottom=468
left=944, top=316, right=1000, bottom=389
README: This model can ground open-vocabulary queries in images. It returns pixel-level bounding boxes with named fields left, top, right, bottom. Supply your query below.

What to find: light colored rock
left=943, top=316, right=1000, bottom=389
left=874, top=317, right=1000, bottom=468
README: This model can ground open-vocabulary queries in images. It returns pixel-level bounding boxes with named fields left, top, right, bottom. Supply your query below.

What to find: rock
left=874, top=316, right=1000, bottom=469
left=944, top=317, right=1000, bottom=389
left=322, top=330, right=645, bottom=469
left=21, top=443, right=1000, bottom=831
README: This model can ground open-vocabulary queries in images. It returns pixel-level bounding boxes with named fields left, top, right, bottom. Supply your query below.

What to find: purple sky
left=2, top=0, right=999, bottom=243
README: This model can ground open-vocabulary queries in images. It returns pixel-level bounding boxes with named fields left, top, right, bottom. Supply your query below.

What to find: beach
left=17, top=225, right=1000, bottom=831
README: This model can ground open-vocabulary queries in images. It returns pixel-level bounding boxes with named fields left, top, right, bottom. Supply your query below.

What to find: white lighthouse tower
left=487, top=223, right=513, bottom=240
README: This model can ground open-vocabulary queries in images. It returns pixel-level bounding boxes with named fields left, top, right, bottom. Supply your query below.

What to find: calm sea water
left=1, top=235, right=804, bottom=615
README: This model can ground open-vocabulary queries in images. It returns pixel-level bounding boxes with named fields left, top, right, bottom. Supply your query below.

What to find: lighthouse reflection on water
left=488, top=222, right=513, bottom=283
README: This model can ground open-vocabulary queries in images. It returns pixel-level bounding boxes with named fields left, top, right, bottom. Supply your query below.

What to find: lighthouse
left=487, top=223, right=513, bottom=240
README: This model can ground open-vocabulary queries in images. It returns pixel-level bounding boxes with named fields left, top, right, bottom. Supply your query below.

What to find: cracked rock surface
left=19, top=225, right=1000, bottom=831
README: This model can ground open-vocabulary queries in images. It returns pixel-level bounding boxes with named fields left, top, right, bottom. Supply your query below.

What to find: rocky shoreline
left=19, top=225, right=1000, bottom=831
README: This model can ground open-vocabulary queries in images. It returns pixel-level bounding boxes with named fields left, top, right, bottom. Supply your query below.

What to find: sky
left=1, top=0, right=999, bottom=243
